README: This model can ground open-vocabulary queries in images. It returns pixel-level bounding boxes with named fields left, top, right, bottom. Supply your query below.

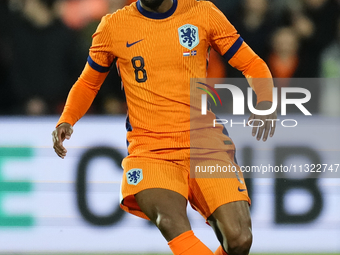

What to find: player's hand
left=52, top=123, right=73, bottom=159
left=248, top=101, right=277, bottom=142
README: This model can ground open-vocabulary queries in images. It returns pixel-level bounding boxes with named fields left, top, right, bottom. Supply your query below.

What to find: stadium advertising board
left=0, top=116, right=339, bottom=253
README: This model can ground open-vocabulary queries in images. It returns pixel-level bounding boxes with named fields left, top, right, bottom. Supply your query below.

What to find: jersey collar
left=136, top=0, right=178, bottom=20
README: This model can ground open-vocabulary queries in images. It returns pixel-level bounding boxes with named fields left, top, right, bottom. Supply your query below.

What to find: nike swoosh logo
left=238, top=187, right=247, bottom=192
left=126, top=39, right=144, bottom=48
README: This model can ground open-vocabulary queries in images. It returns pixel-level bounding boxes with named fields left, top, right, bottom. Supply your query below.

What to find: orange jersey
left=89, top=0, right=243, bottom=132
left=57, top=0, right=273, bottom=155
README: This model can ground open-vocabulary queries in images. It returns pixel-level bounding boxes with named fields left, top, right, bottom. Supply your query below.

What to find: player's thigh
left=135, top=188, right=189, bottom=223
left=121, top=156, right=191, bottom=240
left=135, top=188, right=191, bottom=241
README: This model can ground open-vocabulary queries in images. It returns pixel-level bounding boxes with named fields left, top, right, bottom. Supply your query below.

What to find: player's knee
left=155, top=214, right=190, bottom=241
left=155, top=214, right=173, bottom=233
left=226, top=229, right=252, bottom=255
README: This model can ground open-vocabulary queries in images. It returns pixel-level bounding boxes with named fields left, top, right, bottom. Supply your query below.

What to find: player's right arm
left=52, top=64, right=108, bottom=158
left=52, top=15, right=115, bottom=158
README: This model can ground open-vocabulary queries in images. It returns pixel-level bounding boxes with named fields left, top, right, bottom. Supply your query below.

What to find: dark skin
left=140, top=0, right=173, bottom=13
left=248, top=101, right=277, bottom=141
left=52, top=1, right=276, bottom=253
left=134, top=188, right=252, bottom=254
left=52, top=122, right=73, bottom=159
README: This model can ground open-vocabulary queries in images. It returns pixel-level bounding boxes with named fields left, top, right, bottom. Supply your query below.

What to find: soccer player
left=52, top=0, right=277, bottom=254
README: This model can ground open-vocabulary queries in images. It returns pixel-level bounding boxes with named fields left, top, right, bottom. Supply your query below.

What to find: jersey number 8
left=131, top=56, right=148, bottom=83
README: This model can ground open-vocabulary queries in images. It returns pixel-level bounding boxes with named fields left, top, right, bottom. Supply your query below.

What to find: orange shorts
left=120, top=148, right=250, bottom=220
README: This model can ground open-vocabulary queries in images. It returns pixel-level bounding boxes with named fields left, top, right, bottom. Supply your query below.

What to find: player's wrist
left=56, top=122, right=73, bottom=128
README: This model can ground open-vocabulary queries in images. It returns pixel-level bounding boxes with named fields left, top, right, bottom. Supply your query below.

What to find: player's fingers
left=57, top=129, right=66, bottom=147
left=52, top=137, right=66, bottom=156
left=52, top=129, right=67, bottom=155
left=52, top=130, right=57, bottom=144
left=256, top=118, right=265, bottom=141
left=52, top=137, right=63, bottom=155
left=247, top=114, right=255, bottom=126
left=52, top=130, right=61, bottom=150
left=251, top=120, right=259, bottom=136
left=262, top=119, right=271, bottom=141
left=270, top=118, right=276, bottom=137
left=53, top=145, right=65, bottom=158
left=251, top=115, right=260, bottom=137
left=54, top=144, right=66, bottom=159
left=65, top=126, right=73, bottom=140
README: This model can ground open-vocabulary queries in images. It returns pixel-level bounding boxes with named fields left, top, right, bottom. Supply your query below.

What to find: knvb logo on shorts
left=126, top=168, right=143, bottom=185
left=178, top=24, right=199, bottom=50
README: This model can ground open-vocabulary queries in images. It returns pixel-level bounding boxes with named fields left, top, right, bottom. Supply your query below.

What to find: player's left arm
left=228, top=42, right=277, bottom=141
left=207, top=2, right=276, bottom=141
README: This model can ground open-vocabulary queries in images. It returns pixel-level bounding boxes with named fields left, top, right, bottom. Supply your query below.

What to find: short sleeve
left=207, top=2, right=243, bottom=62
left=88, top=15, right=116, bottom=73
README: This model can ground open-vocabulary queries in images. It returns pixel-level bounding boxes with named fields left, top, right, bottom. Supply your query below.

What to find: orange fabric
left=86, top=0, right=242, bottom=137
left=189, top=149, right=250, bottom=219
left=57, top=0, right=273, bottom=138
left=229, top=42, right=273, bottom=103
left=120, top=154, right=190, bottom=220
left=207, top=49, right=227, bottom=78
left=168, top=230, right=214, bottom=255
left=215, top=246, right=228, bottom=255
left=120, top=148, right=250, bottom=220
left=57, top=63, right=108, bottom=127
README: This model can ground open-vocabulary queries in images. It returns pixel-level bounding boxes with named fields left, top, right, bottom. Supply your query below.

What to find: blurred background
left=0, top=0, right=340, bottom=254
left=0, top=0, right=340, bottom=116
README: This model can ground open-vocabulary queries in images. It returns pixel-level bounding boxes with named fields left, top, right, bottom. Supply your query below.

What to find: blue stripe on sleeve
left=87, top=56, right=111, bottom=73
left=223, top=37, right=244, bottom=62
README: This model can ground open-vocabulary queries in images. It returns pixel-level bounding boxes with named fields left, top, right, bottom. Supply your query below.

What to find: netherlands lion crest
left=126, top=168, right=143, bottom=185
left=178, top=24, right=199, bottom=50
